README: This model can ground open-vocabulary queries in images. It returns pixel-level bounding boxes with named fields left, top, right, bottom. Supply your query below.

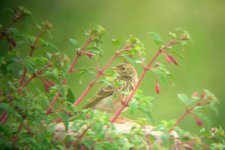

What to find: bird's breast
left=93, top=95, right=123, bottom=113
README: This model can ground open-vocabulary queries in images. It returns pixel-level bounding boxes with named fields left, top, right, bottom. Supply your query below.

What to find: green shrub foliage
left=0, top=7, right=224, bottom=149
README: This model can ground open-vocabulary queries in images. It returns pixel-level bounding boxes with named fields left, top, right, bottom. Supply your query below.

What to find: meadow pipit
left=83, top=63, right=138, bottom=113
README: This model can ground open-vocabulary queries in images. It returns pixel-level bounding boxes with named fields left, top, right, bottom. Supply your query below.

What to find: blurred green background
left=1, top=0, right=225, bottom=132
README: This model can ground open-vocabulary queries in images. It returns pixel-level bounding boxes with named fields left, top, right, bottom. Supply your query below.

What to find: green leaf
left=68, top=38, right=79, bottom=48
left=41, top=70, right=59, bottom=83
left=160, top=134, right=170, bottom=146
left=7, top=27, right=19, bottom=35
left=59, top=85, right=67, bottom=99
left=148, top=32, right=163, bottom=45
left=112, top=38, right=122, bottom=48
left=177, top=94, right=190, bottom=105
left=23, top=57, right=35, bottom=73
left=18, top=6, right=32, bottom=16
left=168, top=32, right=177, bottom=38
left=58, top=112, right=69, bottom=131
left=129, top=102, right=138, bottom=114
left=66, top=89, right=75, bottom=103
left=187, top=97, right=201, bottom=106
left=86, top=47, right=104, bottom=59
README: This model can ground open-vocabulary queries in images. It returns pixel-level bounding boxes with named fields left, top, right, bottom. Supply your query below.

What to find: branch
left=110, top=39, right=177, bottom=122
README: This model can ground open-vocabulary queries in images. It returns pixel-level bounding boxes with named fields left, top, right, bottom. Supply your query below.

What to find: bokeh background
left=1, top=0, right=225, bottom=132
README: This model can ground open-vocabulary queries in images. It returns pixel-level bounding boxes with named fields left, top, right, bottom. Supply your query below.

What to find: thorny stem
left=73, top=47, right=131, bottom=106
left=110, top=39, right=177, bottom=123
left=46, top=36, right=94, bottom=115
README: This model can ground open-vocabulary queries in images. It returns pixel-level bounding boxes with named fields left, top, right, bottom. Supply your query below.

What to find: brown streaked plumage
left=83, top=63, right=138, bottom=113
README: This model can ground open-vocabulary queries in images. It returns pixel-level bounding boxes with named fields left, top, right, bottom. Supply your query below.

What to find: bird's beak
left=110, top=67, right=117, bottom=71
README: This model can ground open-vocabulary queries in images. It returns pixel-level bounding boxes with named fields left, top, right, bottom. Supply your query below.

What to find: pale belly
left=93, top=96, right=124, bottom=113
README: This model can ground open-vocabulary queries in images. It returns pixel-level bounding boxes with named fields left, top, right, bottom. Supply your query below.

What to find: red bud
left=80, top=51, right=94, bottom=58
left=86, top=52, right=94, bottom=58
left=166, top=55, right=173, bottom=63
left=155, top=82, right=160, bottom=94
left=192, top=92, right=199, bottom=98
left=194, top=116, right=203, bottom=126
left=167, top=55, right=178, bottom=65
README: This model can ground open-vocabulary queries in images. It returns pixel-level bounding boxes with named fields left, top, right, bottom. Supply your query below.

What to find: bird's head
left=113, top=63, right=137, bottom=78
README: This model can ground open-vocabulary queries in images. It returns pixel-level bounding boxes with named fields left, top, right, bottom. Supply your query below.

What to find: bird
left=83, top=63, right=138, bottom=113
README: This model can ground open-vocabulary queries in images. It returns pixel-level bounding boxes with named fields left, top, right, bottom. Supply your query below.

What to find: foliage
left=0, top=7, right=224, bottom=149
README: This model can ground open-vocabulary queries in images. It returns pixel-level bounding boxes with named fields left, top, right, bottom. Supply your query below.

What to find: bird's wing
left=83, top=85, right=115, bottom=109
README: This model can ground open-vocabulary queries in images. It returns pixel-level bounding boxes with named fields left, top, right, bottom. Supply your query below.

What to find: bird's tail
left=82, top=96, right=102, bottom=109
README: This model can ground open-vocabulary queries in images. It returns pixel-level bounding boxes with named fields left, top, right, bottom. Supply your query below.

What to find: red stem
left=46, top=92, right=61, bottom=115
left=168, top=108, right=194, bottom=133
left=110, top=39, right=177, bottom=122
